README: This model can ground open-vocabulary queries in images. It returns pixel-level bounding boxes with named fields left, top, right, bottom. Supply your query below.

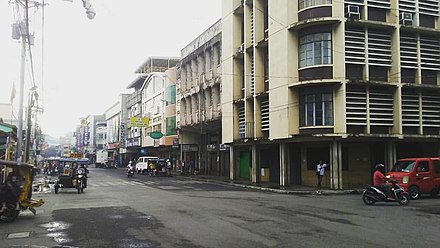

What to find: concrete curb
left=179, top=175, right=364, bottom=195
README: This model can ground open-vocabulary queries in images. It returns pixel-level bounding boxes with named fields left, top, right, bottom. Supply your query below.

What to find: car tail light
left=402, top=176, right=409, bottom=184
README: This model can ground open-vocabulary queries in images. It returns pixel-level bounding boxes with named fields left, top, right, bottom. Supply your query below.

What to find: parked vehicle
left=95, top=150, right=108, bottom=168
left=0, top=159, right=44, bottom=223
left=387, top=157, right=440, bottom=199
left=135, top=156, right=159, bottom=174
left=362, top=179, right=410, bottom=206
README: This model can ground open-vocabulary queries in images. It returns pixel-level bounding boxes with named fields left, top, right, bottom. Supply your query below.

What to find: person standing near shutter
left=316, top=160, right=328, bottom=189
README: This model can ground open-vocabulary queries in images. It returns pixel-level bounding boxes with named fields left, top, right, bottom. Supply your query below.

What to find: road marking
left=7, top=232, right=30, bottom=239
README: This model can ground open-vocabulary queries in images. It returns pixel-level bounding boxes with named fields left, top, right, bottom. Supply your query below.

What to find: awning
left=0, top=124, right=13, bottom=133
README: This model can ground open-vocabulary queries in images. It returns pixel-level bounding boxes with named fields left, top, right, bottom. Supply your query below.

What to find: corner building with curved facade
left=221, top=0, right=440, bottom=189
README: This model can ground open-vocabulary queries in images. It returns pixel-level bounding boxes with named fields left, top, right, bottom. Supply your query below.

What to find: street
left=1, top=167, right=439, bottom=248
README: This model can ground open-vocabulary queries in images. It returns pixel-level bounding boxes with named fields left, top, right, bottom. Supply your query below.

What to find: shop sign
left=219, top=144, right=230, bottom=151
left=150, top=131, right=163, bottom=139
left=130, top=117, right=150, bottom=127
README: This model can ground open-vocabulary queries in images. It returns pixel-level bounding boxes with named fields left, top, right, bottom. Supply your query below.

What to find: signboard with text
left=130, top=117, right=150, bottom=127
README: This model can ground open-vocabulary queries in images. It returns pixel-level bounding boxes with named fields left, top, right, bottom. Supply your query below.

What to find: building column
left=279, top=142, right=288, bottom=187
left=251, top=144, right=258, bottom=183
left=229, top=145, right=235, bottom=180
left=330, top=140, right=343, bottom=189
left=386, top=141, right=396, bottom=172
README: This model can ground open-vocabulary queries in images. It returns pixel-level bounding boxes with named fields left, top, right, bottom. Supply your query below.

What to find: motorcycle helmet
left=375, top=163, right=385, bottom=173
left=375, top=163, right=385, bottom=169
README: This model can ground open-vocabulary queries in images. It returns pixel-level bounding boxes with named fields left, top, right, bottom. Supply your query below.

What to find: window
left=299, top=32, right=332, bottom=68
left=299, top=0, right=332, bottom=10
left=300, top=92, right=333, bottom=126
left=166, top=117, right=177, bottom=136
left=433, top=160, right=440, bottom=174
left=417, top=161, right=430, bottom=172
left=165, top=85, right=176, bottom=105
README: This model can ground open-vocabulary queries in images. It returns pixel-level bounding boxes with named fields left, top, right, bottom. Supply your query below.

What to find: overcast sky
left=0, top=0, right=221, bottom=138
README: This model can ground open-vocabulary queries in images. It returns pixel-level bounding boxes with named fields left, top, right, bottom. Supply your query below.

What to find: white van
left=136, top=156, right=159, bottom=174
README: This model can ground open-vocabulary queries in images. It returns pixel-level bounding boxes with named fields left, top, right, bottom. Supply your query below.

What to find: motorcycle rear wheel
left=398, top=194, right=410, bottom=206
left=0, top=203, right=20, bottom=223
left=362, top=194, right=376, bottom=205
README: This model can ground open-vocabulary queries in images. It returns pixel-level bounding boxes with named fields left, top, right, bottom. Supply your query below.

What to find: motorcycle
left=362, top=179, right=410, bottom=206
left=0, top=159, right=44, bottom=223
left=126, top=167, right=134, bottom=178
left=54, top=165, right=87, bottom=194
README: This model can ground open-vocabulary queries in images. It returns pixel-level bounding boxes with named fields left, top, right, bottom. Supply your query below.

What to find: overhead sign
left=130, top=117, right=149, bottom=127
left=150, top=131, right=163, bottom=139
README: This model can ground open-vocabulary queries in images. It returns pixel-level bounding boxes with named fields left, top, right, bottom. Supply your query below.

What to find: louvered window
left=400, top=33, right=418, bottom=69
left=346, top=86, right=367, bottom=125
left=238, top=104, right=246, bottom=138
left=398, top=0, right=416, bottom=14
left=368, top=30, right=392, bottom=67
left=419, top=0, right=440, bottom=17
left=369, top=89, right=393, bottom=126
left=420, top=36, right=440, bottom=71
left=367, top=0, right=390, bottom=9
left=402, top=89, right=420, bottom=127
left=260, top=98, right=269, bottom=131
left=422, top=93, right=440, bottom=127
left=345, top=27, right=365, bottom=64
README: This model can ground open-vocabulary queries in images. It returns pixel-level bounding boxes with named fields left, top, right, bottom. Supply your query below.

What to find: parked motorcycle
left=362, top=179, right=410, bottom=206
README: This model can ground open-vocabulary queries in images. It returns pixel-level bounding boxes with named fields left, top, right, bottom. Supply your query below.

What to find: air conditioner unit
left=399, top=12, right=413, bottom=25
left=345, top=5, right=360, bottom=20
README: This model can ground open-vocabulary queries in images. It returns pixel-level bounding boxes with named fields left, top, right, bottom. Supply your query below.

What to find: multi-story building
left=178, top=20, right=228, bottom=175
left=95, top=121, right=107, bottom=150
left=222, top=0, right=440, bottom=188
left=128, top=57, right=180, bottom=159
left=105, top=94, right=129, bottom=166
left=125, top=81, right=142, bottom=162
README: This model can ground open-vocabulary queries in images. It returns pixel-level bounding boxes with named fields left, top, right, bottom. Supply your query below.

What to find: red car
left=388, top=158, right=440, bottom=199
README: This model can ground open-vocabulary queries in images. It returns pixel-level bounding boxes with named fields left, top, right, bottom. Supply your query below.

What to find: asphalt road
left=1, top=167, right=439, bottom=248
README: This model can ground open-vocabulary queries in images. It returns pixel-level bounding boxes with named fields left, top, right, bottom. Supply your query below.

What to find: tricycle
left=54, top=164, right=87, bottom=194
left=0, top=159, right=44, bottom=223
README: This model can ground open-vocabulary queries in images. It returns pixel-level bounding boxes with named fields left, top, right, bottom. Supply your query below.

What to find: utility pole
left=15, top=0, right=31, bottom=162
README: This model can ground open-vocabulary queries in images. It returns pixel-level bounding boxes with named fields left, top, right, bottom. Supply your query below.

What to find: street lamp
left=81, top=0, right=96, bottom=20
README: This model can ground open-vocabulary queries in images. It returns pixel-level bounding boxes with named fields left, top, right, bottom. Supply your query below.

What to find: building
left=132, top=57, right=180, bottom=159
left=124, top=82, right=142, bottom=162
left=105, top=94, right=129, bottom=167
left=222, top=0, right=440, bottom=188
left=0, top=103, right=18, bottom=127
left=178, top=20, right=228, bottom=176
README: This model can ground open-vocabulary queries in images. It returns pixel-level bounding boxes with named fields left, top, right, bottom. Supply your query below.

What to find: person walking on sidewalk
left=316, top=160, right=328, bottom=189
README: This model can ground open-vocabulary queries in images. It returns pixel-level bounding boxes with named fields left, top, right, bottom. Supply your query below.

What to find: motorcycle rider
left=373, top=164, right=394, bottom=200
left=127, top=161, right=134, bottom=172
left=77, top=163, right=89, bottom=188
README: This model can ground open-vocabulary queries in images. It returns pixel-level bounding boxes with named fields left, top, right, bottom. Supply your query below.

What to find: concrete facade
left=222, top=0, right=440, bottom=189
left=178, top=20, right=229, bottom=176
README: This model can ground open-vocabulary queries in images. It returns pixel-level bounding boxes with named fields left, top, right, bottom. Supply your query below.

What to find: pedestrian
left=189, top=159, right=195, bottom=175
left=316, top=160, right=328, bottom=189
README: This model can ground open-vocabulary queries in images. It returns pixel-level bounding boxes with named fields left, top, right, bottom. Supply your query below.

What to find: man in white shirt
left=316, top=160, right=328, bottom=189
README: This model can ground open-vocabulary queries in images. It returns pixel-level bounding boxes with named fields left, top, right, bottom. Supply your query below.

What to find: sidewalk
left=170, top=171, right=364, bottom=195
